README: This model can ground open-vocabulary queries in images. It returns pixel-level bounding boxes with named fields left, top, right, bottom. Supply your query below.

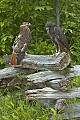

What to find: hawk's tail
left=10, top=52, right=17, bottom=65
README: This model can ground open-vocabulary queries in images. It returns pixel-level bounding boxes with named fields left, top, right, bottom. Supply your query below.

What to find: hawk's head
left=22, top=22, right=31, bottom=26
left=20, top=22, right=31, bottom=27
left=20, top=22, right=31, bottom=30
left=45, top=21, right=56, bottom=33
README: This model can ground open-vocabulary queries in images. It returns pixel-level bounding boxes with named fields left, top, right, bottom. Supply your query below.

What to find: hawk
left=45, top=21, right=69, bottom=53
left=10, top=22, right=31, bottom=66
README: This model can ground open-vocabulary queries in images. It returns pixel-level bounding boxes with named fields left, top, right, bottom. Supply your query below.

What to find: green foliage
left=28, top=41, right=55, bottom=55
left=71, top=76, right=80, bottom=88
left=0, top=90, right=62, bottom=120
left=0, top=77, right=80, bottom=120
left=60, top=0, right=80, bottom=64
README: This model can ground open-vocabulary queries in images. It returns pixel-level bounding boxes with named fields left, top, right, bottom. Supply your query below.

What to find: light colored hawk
left=45, top=21, right=69, bottom=53
left=10, top=22, right=31, bottom=65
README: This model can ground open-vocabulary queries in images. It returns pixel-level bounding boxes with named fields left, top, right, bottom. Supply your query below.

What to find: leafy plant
left=0, top=90, right=58, bottom=120
left=71, top=76, right=80, bottom=88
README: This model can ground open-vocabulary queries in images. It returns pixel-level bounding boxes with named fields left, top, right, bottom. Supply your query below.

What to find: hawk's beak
left=46, top=27, right=49, bottom=33
left=46, top=28, right=49, bottom=31
left=27, top=23, right=31, bottom=26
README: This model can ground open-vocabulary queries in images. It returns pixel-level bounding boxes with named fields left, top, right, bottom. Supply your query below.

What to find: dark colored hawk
left=45, top=21, right=69, bottom=53
left=10, top=22, right=31, bottom=66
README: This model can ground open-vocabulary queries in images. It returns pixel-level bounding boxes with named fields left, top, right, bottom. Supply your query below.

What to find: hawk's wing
left=13, top=27, right=31, bottom=53
left=54, top=27, right=68, bottom=49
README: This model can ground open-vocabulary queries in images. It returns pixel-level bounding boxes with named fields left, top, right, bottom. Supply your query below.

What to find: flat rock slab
left=0, top=65, right=80, bottom=89
left=0, top=67, right=32, bottom=79
left=25, top=87, right=80, bottom=100
left=21, top=52, right=71, bottom=70
left=25, top=65, right=80, bottom=82
left=0, top=67, right=21, bottom=79
left=23, top=65, right=80, bottom=90
left=24, top=70, right=70, bottom=90
left=58, top=102, right=80, bottom=119
left=0, top=65, right=80, bottom=80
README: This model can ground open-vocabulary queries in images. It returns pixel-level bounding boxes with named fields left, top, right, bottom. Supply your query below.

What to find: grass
left=0, top=87, right=66, bottom=120
left=0, top=89, right=55, bottom=120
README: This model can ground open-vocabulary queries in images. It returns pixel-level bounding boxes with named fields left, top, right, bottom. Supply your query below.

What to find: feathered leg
left=16, top=53, right=25, bottom=65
